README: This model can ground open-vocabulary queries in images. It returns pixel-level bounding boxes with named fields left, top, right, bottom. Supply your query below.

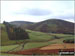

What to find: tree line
left=3, top=21, right=29, bottom=40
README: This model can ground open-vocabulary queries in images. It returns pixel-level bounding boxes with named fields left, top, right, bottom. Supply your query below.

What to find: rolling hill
left=26, top=19, right=74, bottom=34
left=9, top=21, right=34, bottom=29
left=0, top=23, right=74, bottom=55
left=1, top=19, right=74, bottom=46
left=0, top=23, right=74, bottom=46
left=0, top=24, right=53, bottom=46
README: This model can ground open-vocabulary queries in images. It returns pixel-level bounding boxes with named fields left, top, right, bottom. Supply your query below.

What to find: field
left=40, top=44, right=75, bottom=50
left=0, top=24, right=74, bottom=55
left=5, top=44, right=74, bottom=55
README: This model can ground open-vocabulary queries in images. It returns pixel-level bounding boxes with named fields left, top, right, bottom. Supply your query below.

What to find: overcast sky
left=1, top=1, right=74, bottom=23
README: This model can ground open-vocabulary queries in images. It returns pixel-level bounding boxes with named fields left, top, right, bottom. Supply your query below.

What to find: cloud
left=27, top=8, right=52, bottom=16
left=15, top=8, right=52, bottom=16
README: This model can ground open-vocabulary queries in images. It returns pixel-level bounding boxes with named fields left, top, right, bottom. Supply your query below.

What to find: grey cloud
left=26, top=9, right=52, bottom=16
left=15, top=8, right=52, bottom=16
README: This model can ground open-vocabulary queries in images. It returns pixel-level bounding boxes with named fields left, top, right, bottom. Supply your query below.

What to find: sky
left=1, top=1, right=74, bottom=23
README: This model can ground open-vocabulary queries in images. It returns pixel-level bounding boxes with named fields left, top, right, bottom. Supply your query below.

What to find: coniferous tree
left=3, top=21, right=29, bottom=40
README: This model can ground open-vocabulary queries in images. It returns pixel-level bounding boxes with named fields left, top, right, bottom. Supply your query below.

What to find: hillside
left=26, top=19, right=74, bottom=34
left=0, top=24, right=53, bottom=46
left=0, top=24, right=74, bottom=46
left=0, top=23, right=74, bottom=55
left=9, top=21, right=34, bottom=29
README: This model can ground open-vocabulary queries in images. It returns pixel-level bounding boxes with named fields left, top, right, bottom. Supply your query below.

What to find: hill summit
left=26, top=19, right=74, bottom=34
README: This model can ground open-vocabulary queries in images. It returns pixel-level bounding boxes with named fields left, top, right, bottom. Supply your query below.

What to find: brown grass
left=8, top=44, right=75, bottom=55
left=40, top=44, right=75, bottom=50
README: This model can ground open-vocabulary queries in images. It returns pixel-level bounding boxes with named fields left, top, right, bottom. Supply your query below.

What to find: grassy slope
left=0, top=24, right=54, bottom=52
left=27, top=19, right=74, bottom=34
left=1, top=45, right=18, bottom=52
left=1, top=31, right=74, bottom=52
left=26, top=30, right=53, bottom=41
left=0, top=24, right=25, bottom=46
left=0, top=24, right=74, bottom=54
left=1, top=24, right=9, bottom=42
left=1, top=24, right=10, bottom=45
left=0, top=24, right=54, bottom=46
left=1, top=24, right=74, bottom=45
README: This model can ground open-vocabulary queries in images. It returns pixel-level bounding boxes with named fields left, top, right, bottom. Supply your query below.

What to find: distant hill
left=26, top=19, right=74, bottom=34
left=9, top=21, right=34, bottom=29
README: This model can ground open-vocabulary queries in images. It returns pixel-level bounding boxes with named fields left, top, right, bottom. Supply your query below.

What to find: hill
left=0, top=23, right=74, bottom=46
left=26, top=19, right=74, bottom=34
left=3, top=22, right=29, bottom=40
left=0, top=24, right=74, bottom=54
left=9, top=21, right=34, bottom=29
left=0, top=24, right=53, bottom=46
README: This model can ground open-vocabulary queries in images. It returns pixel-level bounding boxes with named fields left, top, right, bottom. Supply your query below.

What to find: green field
left=0, top=24, right=74, bottom=55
